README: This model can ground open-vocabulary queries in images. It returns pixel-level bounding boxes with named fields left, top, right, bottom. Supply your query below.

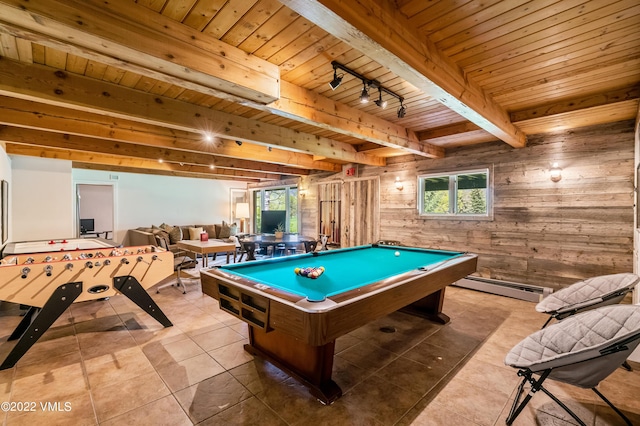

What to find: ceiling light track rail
left=330, top=61, right=406, bottom=118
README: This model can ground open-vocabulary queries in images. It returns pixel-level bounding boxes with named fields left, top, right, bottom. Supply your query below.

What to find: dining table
left=240, top=233, right=316, bottom=261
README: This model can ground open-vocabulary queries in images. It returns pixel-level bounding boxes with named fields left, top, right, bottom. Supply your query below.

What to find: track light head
left=360, top=81, right=369, bottom=103
left=329, top=69, right=343, bottom=90
left=397, top=100, right=406, bottom=118
left=235, top=140, right=242, bottom=146
left=374, top=89, right=387, bottom=109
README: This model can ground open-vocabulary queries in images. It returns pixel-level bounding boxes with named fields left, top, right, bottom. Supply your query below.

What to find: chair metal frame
left=506, top=305, right=640, bottom=426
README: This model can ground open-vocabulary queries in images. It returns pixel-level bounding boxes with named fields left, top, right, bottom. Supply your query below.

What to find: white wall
left=0, top=144, right=12, bottom=246
left=5, top=155, right=245, bottom=245
left=72, top=169, right=244, bottom=243
left=11, top=156, right=74, bottom=241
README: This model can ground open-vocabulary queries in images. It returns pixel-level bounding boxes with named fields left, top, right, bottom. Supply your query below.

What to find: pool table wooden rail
left=201, top=253, right=477, bottom=346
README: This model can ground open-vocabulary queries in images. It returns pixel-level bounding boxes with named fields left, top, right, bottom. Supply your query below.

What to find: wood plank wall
left=300, top=120, right=635, bottom=291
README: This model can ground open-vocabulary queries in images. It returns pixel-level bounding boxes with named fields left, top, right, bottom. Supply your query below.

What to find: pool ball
left=395, top=251, right=400, bottom=257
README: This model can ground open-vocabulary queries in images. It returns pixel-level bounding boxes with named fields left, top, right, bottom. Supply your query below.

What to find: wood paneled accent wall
left=301, top=120, right=635, bottom=291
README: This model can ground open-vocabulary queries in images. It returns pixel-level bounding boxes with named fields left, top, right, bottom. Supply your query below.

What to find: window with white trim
left=418, top=168, right=492, bottom=219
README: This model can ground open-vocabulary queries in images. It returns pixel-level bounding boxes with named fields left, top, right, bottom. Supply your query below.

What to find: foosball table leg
left=7, top=306, right=39, bottom=341
left=0, top=282, right=83, bottom=370
left=113, top=276, right=173, bottom=327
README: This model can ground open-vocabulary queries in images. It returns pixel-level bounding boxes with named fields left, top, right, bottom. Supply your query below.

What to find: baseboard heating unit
left=453, top=276, right=553, bottom=303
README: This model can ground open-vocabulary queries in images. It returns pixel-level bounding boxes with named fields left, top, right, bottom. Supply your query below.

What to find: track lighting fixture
left=329, top=67, right=343, bottom=90
left=329, top=61, right=405, bottom=116
left=235, top=140, right=242, bottom=146
left=360, top=82, right=369, bottom=103
left=397, top=100, right=406, bottom=118
left=374, top=88, right=387, bottom=109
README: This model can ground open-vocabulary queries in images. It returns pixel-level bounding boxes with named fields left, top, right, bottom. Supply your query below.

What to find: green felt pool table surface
left=217, top=244, right=464, bottom=302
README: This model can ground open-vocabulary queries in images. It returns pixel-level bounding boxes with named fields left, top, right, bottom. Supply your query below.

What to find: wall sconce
left=395, top=177, right=403, bottom=191
left=550, top=162, right=562, bottom=182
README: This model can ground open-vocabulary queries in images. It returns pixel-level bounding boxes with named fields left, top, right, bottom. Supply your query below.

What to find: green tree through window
left=419, top=169, right=490, bottom=218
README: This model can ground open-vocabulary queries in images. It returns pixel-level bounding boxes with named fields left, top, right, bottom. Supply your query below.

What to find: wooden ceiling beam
left=0, top=126, right=310, bottom=177
left=417, top=122, right=482, bottom=141
left=0, top=96, right=341, bottom=172
left=6, top=144, right=264, bottom=181
left=0, top=58, right=385, bottom=167
left=282, top=0, right=527, bottom=149
left=510, top=85, right=640, bottom=122
left=71, top=162, right=260, bottom=182
left=0, top=0, right=431, bottom=159
left=275, top=81, right=444, bottom=158
left=0, top=0, right=279, bottom=104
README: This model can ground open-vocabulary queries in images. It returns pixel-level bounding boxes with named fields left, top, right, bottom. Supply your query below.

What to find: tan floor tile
left=207, top=339, right=253, bottom=370
left=454, top=357, right=520, bottom=397
left=200, top=396, right=287, bottom=426
left=173, top=372, right=251, bottom=423
left=402, top=400, right=483, bottom=426
left=156, top=352, right=225, bottom=392
left=11, top=330, right=79, bottom=367
left=92, top=371, right=170, bottom=422
left=228, top=358, right=291, bottom=395
left=0, top=367, right=14, bottom=400
left=190, top=326, right=245, bottom=351
left=100, top=394, right=191, bottom=426
left=12, top=353, right=88, bottom=401
left=431, top=375, right=508, bottom=425
left=84, top=346, right=155, bottom=389
left=375, top=355, right=453, bottom=395
left=142, top=336, right=205, bottom=368
left=339, top=375, right=423, bottom=425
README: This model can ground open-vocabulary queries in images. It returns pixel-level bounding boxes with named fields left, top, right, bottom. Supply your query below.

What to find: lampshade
left=236, top=202, right=250, bottom=218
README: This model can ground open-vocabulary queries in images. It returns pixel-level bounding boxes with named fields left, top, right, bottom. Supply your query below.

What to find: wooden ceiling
left=0, top=0, right=638, bottom=182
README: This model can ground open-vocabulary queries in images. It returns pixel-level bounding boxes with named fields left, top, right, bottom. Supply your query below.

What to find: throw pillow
left=166, top=225, right=182, bottom=244
left=198, top=225, right=216, bottom=239
left=154, top=234, right=168, bottom=250
left=152, top=229, right=171, bottom=249
left=188, top=226, right=203, bottom=240
left=218, top=221, right=231, bottom=239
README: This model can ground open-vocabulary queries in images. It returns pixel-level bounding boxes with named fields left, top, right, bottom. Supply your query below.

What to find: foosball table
left=0, top=244, right=174, bottom=370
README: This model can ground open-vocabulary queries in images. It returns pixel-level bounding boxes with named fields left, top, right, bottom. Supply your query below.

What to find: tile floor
left=0, top=256, right=639, bottom=425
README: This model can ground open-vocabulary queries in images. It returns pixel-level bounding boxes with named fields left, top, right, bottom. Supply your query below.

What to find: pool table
left=200, top=244, right=477, bottom=404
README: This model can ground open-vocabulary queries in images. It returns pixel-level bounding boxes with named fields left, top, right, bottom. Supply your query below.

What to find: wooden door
left=341, top=177, right=380, bottom=247
left=317, top=177, right=380, bottom=248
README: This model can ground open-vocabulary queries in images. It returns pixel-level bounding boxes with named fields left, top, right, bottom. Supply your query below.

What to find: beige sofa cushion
left=188, top=226, right=203, bottom=240
left=197, top=224, right=217, bottom=239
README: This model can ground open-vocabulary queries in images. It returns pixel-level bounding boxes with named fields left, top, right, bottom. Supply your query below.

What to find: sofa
left=126, top=222, right=236, bottom=253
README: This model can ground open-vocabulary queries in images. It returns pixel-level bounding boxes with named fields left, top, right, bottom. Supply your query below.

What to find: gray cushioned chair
left=504, top=304, right=640, bottom=425
left=536, top=273, right=639, bottom=328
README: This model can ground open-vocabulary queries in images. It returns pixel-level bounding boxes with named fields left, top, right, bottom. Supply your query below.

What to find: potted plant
left=274, top=222, right=285, bottom=239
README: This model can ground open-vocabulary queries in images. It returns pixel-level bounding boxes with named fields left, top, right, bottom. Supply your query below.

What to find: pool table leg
left=246, top=327, right=342, bottom=404
left=400, top=288, right=450, bottom=324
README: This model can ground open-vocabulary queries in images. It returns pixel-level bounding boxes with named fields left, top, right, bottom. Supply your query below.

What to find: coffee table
left=176, top=240, right=236, bottom=267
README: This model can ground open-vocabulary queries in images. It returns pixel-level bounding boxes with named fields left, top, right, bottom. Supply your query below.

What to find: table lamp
left=236, top=202, right=250, bottom=233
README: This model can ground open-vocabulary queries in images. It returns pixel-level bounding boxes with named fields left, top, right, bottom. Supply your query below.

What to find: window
left=252, top=185, right=299, bottom=233
left=418, top=168, right=491, bottom=219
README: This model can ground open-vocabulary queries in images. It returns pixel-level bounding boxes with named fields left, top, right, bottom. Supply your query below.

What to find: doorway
left=76, top=184, right=115, bottom=239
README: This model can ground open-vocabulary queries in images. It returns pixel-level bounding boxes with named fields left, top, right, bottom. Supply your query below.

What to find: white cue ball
left=394, top=251, right=400, bottom=256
